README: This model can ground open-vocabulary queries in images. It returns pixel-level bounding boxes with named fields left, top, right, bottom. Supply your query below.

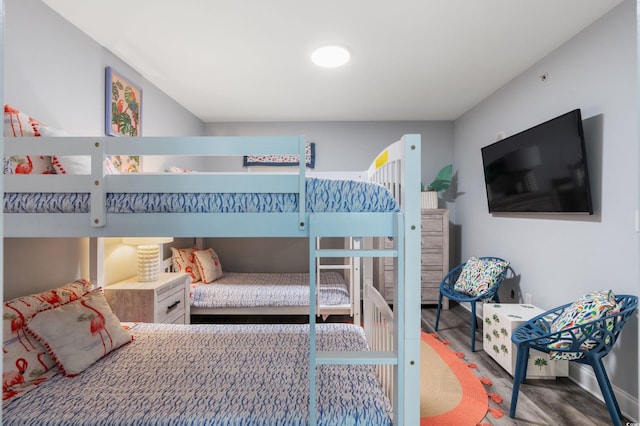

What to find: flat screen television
left=481, top=109, right=593, bottom=214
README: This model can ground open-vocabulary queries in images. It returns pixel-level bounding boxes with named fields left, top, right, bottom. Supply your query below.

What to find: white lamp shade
left=122, top=237, right=174, bottom=282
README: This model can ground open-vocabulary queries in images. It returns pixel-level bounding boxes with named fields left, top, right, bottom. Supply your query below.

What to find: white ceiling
left=42, top=0, right=622, bottom=123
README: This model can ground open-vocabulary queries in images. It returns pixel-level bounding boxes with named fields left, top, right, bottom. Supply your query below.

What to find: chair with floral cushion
left=509, top=292, right=637, bottom=426
left=435, top=256, right=510, bottom=352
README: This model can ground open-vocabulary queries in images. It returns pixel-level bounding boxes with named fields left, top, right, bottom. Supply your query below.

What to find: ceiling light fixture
left=311, top=45, right=351, bottom=68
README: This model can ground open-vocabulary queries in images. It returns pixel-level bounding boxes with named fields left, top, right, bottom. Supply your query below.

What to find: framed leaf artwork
left=105, top=66, right=142, bottom=137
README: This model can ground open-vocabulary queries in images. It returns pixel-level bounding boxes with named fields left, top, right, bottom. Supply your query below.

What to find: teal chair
left=509, top=294, right=638, bottom=426
left=435, top=256, right=509, bottom=352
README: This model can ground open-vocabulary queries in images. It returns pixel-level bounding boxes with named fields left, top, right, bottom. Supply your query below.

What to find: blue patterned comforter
left=4, top=177, right=400, bottom=213
left=3, top=323, right=392, bottom=425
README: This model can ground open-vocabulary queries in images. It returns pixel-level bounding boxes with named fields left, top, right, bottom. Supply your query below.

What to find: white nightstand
left=104, top=272, right=191, bottom=324
left=483, top=303, right=568, bottom=379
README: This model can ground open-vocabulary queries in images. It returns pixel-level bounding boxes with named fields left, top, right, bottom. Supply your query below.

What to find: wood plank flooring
left=421, top=303, right=630, bottom=425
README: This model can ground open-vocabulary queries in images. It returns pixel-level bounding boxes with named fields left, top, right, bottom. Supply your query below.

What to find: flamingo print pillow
left=26, top=289, right=132, bottom=377
left=3, top=104, right=56, bottom=174
left=171, top=246, right=202, bottom=282
left=2, top=279, right=93, bottom=404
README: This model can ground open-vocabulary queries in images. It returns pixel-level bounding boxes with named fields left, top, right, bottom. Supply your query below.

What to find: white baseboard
left=569, top=363, right=638, bottom=423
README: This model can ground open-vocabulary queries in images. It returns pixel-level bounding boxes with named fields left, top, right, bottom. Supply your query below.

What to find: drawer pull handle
left=166, top=300, right=180, bottom=313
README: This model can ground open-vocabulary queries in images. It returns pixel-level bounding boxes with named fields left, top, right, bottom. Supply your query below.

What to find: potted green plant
left=421, top=164, right=452, bottom=209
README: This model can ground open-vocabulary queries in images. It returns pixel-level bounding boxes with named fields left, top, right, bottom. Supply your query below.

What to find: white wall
left=453, top=0, right=638, bottom=417
left=3, top=0, right=204, bottom=299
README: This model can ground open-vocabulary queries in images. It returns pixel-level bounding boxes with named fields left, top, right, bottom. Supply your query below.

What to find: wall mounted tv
left=481, top=109, right=593, bottom=214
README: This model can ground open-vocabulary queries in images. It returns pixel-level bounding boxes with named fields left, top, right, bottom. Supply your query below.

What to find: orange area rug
left=420, top=332, right=503, bottom=426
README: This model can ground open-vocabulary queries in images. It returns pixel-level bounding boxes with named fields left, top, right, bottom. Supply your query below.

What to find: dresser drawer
left=421, top=252, right=443, bottom=267
left=421, top=269, right=444, bottom=284
left=421, top=235, right=444, bottom=249
left=421, top=216, right=444, bottom=232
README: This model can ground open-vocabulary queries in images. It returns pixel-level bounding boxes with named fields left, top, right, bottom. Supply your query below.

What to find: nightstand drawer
left=156, top=284, right=186, bottom=324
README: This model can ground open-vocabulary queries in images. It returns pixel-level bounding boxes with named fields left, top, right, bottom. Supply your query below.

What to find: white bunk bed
left=3, top=134, right=422, bottom=425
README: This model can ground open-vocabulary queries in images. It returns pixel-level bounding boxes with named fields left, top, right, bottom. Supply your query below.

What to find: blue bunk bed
left=2, top=134, right=422, bottom=425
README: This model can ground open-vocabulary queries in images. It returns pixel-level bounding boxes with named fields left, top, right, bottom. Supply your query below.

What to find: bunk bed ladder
left=308, top=214, right=403, bottom=425
left=315, top=236, right=361, bottom=323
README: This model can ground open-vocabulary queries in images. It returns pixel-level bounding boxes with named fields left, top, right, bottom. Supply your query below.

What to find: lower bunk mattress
left=190, top=271, right=350, bottom=309
left=3, top=322, right=392, bottom=425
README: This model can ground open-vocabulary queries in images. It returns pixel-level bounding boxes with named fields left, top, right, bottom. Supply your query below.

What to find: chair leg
left=591, top=357, right=623, bottom=426
left=470, top=302, right=477, bottom=352
left=509, top=345, right=530, bottom=418
left=435, top=293, right=443, bottom=331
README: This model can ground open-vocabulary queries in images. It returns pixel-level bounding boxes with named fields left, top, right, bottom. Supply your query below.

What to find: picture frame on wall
left=105, top=66, right=142, bottom=137
left=243, top=142, right=316, bottom=168
left=105, top=67, right=142, bottom=173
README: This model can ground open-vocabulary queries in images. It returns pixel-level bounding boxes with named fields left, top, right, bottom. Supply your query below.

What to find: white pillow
left=37, top=125, right=91, bottom=174
left=194, top=248, right=224, bottom=283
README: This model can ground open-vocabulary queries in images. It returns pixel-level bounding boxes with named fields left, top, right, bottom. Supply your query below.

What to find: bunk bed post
left=90, top=140, right=107, bottom=227
left=88, top=237, right=105, bottom=288
left=0, top=0, right=4, bottom=337
left=398, top=134, right=421, bottom=425
left=308, top=226, right=318, bottom=425
left=297, top=135, right=307, bottom=231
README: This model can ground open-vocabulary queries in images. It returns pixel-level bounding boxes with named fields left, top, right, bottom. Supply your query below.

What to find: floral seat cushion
left=548, top=290, right=621, bottom=360
left=453, top=256, right=509, bottom=297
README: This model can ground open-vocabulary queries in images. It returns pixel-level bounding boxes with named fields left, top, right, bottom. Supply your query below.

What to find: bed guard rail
left=4, top=135, right=308, bottom=231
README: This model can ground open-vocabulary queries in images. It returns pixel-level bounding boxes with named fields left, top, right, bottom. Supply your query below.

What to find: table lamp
left=122, top=237, right=174, bottom=282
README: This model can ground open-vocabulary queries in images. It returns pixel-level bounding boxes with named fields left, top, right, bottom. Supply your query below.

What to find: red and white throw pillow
left=3, top=104, right=55, bottom=174
left=171, top=247, right=202, bottom=282
left=2, top=280, right=93, bottom=404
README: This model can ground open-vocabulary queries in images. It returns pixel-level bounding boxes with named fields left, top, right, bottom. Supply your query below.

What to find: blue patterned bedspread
left=3, top=323, right=392, bottom=425
left=191, top=271, right=350, bottom=308
left=4, top=177, right=400, bottom=213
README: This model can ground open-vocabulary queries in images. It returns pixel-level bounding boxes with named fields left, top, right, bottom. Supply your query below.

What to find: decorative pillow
left=453, top=256, right=509, bottom=297
left=34, top=125, right=90, bottom=175
left=171, top=247, right=202, bottom=282
left=194, top=248, right=224, bottom=283
left=104, top=156, right=119, bottom=175
left=166, top=165, right=195, bottom=173
left=3, top=104, right=56, bottom=174
left=547, top=290, right=620, bottom=360
left=26, top=289, right=133, bottom=377
left=2, top=279, right=93, bottom=404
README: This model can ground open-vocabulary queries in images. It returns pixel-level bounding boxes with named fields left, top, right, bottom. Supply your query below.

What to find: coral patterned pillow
left=194, top=248, right=224, bottom=283
left=26, top=289, right=133, bottom=377
left=3, top=104, right=56, bottom=174
left=2, top=280, right=93, bottom=404
left=453, top=256, right=509, bottom=297
left=171, top=247, right=201, bottom=282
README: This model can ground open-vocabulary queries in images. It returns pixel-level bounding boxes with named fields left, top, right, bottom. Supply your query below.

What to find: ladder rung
left=315, top=350, right=397, bottom=365
left=317, top=264, right=351, bottom=270
left=315, top=249, right=396, bottom=258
